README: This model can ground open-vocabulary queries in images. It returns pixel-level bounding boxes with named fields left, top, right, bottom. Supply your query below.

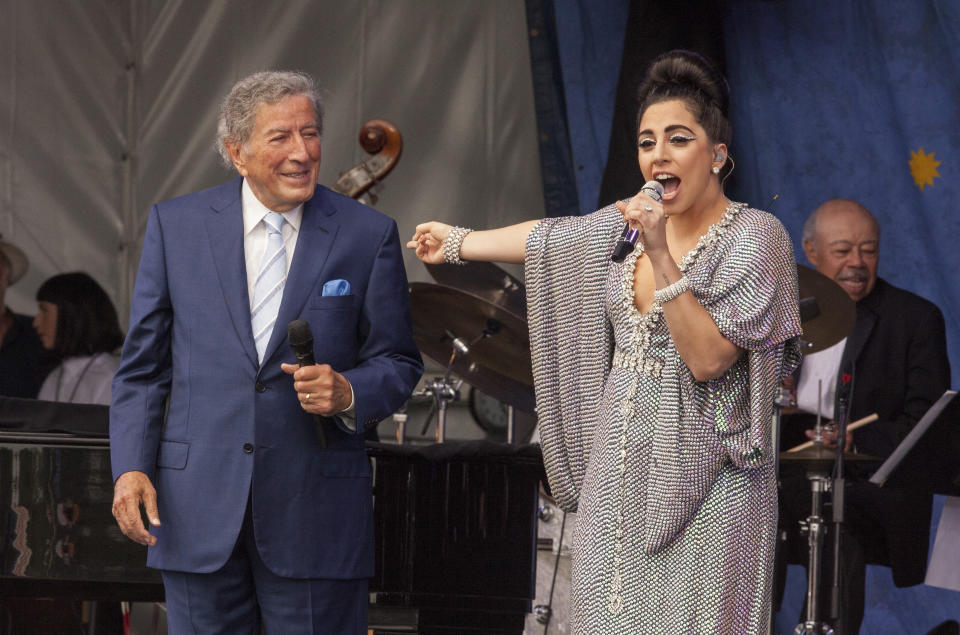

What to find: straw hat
left=0, top=236, right=28, bottom=284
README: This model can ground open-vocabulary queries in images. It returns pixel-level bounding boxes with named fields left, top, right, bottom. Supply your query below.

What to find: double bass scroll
left=331, top=119, right=402, bottom=203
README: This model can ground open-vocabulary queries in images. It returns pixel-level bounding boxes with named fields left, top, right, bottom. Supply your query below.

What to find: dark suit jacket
left=110, top=178, right=423, bottom=578
left=782, top=278, right=950, bottom=586
left=0, top=311, right=55, bottom=398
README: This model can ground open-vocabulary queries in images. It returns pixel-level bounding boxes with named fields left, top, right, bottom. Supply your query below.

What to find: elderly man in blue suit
left=110, top=71, right=422, bottom=634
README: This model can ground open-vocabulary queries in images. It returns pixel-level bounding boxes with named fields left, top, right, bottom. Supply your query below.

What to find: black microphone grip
left=287, top=320, right=327, bottom=448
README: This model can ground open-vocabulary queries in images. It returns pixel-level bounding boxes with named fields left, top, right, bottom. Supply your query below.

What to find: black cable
left=542, top=510, right=567, bottom=634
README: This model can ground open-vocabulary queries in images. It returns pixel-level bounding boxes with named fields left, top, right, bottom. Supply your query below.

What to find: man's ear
left=225, top=140, right=248, bottom=177
left=803, top=239, right=818, bottom=266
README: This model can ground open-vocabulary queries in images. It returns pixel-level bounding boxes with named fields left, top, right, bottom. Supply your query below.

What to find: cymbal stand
left=794, top=378, right=834, bottom=634
left=416, top=321, right=504, bottom=442
left=419, top=324, right=500, bottom=442
left=794, top=465, right=834, bottom=635
left=773, top=385, right=795, bottom=482
left=828, top=399, right=849, bottom=625
left=771, top=383, right=793, bottom=635
left=392, top=405, right=408, bottom=444
left=813, top=379, right=825, bottom=445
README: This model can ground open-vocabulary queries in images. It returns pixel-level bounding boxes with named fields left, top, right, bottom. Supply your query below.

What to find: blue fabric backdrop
left=723, top=0, right=960, bottom=382
left=551, top=0, right=629, bottom=213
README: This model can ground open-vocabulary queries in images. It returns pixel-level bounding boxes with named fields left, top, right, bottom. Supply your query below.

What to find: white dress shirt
left=796, top=337, right=846, bottom=420
left=239, top=179, right=355, bottom=418
left=241, top=179, right=303, bottom=311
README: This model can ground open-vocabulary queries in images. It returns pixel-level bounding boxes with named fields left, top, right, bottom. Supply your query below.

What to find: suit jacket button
left=243, top=443, right=254, bottom=454
left=255, top=382, right=267, bottom=393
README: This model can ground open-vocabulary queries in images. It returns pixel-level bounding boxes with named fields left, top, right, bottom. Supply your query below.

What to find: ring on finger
left=305, top=393, right=311, bottom=403
left=644, top=204, right=653, bottom=212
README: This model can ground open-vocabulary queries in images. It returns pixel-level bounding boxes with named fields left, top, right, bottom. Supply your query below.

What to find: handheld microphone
left=287, top=319, right=326, bottom=448
left=610, top=180, right=665, bottom=262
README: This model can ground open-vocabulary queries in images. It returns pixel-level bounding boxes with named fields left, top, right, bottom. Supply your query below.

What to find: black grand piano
left=0, top=397, right=541, bottom=634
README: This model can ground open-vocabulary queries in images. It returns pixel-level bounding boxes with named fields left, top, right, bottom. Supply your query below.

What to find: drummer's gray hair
left=216, top=71, right=324, bottom=168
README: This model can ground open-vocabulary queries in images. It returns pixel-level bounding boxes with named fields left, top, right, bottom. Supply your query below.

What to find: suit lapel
left=204, top=179, right=260, bottom=369
left=260, top=188, right=340, bottom=366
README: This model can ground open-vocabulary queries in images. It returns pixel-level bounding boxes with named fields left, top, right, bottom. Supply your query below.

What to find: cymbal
left=424, top=261, right=526, bottom=317
left=780, top=444, right=881, bottom=472
left=796, top=264, right=856, bottom=354
left=409, top=282, right=535, bottom=413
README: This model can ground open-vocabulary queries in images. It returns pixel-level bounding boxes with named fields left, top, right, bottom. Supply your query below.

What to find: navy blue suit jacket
left=110, top=178, right=422, bottom=578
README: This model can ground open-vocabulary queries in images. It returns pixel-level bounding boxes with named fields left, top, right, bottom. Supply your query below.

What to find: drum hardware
left=533, top=507, right=569, bottom=629
left=411, top=266, right=535, bottom=415
left=780, top=442, right=880, bottom=633
left=793, top=466, right=834, bottom=635
left=527, top=492, right=575, bottom=634
left=412, top=332, right=469, bottom=443
left=391, top=407, right=408, bottom=444
left=412, top=262, right=537, bottom=444
left=771, top=264, right=856, bottom=634
left=533, top=604, right=553, bottom=625
left=793, top=383, right=837, bottom=635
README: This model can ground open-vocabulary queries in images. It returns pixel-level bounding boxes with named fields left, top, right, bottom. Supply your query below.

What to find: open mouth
left=655, top=173, right=680, bottom=199
left=836, top=272, right=868, bottom=295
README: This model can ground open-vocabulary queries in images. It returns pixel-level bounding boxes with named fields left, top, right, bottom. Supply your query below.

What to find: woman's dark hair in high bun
left=635, top=50, right=732, bottom=147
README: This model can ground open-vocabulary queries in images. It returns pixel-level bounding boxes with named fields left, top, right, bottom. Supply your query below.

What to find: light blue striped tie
left=251, top=212, right=286, bottom=363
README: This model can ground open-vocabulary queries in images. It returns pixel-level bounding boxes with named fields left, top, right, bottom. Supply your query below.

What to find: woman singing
left=408, top=50, right=801, bottom=632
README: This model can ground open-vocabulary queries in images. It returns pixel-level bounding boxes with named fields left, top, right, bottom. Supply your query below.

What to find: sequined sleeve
left=525, top=206, right=623, bottom=512
left=694, top=209, right=802, bottom=354
left=692, top=209, right=802, bottom=467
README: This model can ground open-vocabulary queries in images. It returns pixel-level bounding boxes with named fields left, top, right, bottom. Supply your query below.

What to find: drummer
left=778, top=198, right=951, bottom=634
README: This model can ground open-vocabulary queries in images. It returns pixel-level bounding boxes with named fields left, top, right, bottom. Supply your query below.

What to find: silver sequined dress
left=525, top=202, right=802, bottom=634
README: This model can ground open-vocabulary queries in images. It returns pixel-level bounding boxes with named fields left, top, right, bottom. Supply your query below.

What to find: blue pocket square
left=322, top=279, right=351, bottom=296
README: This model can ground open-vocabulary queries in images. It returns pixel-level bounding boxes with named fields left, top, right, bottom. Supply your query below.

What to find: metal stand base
left=794, top=621, right=834, bottom=635
left=794, top=467, right=835, bottom=635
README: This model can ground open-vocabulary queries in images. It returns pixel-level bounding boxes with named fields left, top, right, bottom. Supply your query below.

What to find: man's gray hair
left=215, top=71, right=324, bottom=168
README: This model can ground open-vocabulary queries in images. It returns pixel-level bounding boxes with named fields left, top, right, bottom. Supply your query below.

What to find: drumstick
left=785, top=413, right=879, bottom=452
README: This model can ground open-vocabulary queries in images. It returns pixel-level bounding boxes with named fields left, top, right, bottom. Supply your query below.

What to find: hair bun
left=642, top=50, right=728, bottom=116
left=635, top=49, right=732, bottom=148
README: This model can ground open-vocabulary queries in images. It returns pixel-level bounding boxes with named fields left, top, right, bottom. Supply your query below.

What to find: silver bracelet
left=653, top=275, right=690, bottom=304
left=441, top=226, right=472, bottom=265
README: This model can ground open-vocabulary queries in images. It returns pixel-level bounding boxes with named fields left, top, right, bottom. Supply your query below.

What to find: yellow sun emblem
left=909, top=148, right=941, bottom=191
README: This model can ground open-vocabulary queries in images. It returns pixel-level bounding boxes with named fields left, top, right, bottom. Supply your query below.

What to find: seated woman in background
left=33, top=272, right=123, bottom=405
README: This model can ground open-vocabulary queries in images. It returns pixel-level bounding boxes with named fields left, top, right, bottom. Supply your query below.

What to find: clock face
left=469, top=386, right=509, bottom=437
left=467, top=386, right=538, bottom=443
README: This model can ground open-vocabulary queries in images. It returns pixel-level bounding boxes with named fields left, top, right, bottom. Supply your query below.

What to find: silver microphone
left=610, top=180, right=665, bottom=262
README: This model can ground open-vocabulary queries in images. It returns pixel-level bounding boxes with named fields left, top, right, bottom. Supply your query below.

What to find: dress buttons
left=243, top=443, right=254, bottom=454
left=255, top=382, right=267, bottom=393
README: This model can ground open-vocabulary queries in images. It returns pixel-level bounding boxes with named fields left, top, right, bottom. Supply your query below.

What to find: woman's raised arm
left=407, top=220, right=541, bottom=265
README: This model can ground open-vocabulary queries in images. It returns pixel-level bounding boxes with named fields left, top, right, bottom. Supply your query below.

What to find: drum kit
left=408, top=261, right=866, bottom=635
